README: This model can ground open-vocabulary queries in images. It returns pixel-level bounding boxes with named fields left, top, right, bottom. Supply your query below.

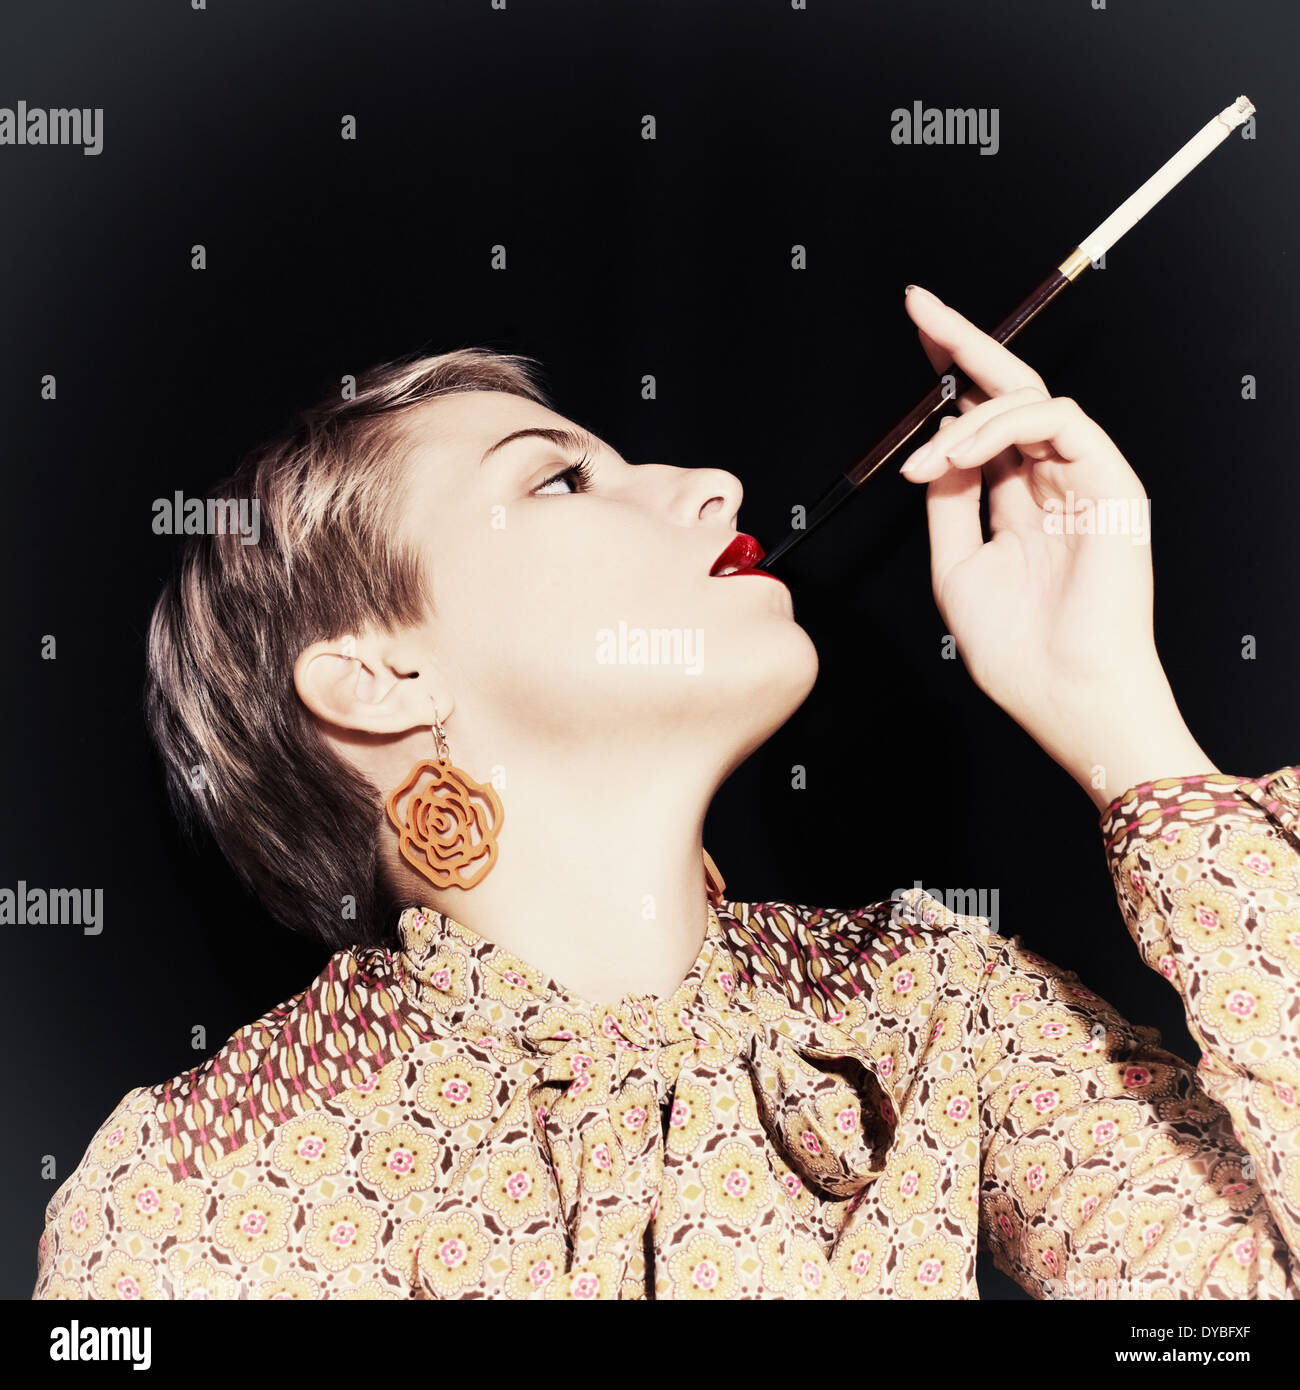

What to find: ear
left=293, top=630, right=455, bottom=736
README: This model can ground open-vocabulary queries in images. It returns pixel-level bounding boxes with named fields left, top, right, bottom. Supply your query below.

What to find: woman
left=33, top=286, right=1300, bottom=1300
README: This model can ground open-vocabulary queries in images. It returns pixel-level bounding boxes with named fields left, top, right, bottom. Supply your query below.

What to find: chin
left=635, top=611, right=818, bottom=740
left=725, top=618, right=820, bottom=724
left=706, top=632, right=819, bottom=776
left=777, top=620, right=820, bottom=707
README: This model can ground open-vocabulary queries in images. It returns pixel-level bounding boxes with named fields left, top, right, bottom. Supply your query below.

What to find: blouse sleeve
left=973, top=766, right=1300, bottom=1300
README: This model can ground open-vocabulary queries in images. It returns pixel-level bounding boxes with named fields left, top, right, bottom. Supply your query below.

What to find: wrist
left=1048, top=669, right=1219, bottom=812
left=1077, top=735, right=1220, bottom=814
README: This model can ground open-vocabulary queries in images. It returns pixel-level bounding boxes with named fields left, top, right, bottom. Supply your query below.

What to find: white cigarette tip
left=1220, top=95, right=1255, bottom=128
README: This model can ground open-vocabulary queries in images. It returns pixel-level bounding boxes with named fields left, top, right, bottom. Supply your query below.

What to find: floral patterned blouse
left=32, top=767, right=1300, bottom=1300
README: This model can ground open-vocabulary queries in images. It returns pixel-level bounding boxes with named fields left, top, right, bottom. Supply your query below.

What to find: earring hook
left=430, top=698, right=450, bottom=764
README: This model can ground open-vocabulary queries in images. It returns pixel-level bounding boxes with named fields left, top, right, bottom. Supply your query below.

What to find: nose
left=648, top=464, right=744, bottom=528
left=636, top=464, right=745, bottom=533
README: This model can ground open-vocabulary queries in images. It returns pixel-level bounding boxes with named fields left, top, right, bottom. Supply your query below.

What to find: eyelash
left=533, top=453, right=595, bottom=495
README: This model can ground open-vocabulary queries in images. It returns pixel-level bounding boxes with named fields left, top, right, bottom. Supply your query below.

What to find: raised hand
left=897, top=284, right=1217, bottom=808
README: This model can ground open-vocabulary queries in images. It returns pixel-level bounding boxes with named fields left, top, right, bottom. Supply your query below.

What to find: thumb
left=924, top=462, right=984, bottom=595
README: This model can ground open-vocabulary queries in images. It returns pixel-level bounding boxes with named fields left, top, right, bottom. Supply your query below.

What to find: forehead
left=400, top=390, right=582, bottom=460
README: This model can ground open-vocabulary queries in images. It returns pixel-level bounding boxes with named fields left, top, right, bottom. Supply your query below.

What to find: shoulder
left=130, top=943, right=423, bottom=1183
left=33, top=944, right=428, bottom=1299
left=33, top=1083, right=162, bottom=1298
left=718, top=892, right=1142, bottom=1025
left=717, top=890, right=1001, bottom=1016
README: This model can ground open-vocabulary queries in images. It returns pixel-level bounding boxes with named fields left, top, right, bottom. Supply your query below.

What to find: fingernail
left=904, top=284, right=917, bottom=297
left=899, top=442, right=933, bottom=476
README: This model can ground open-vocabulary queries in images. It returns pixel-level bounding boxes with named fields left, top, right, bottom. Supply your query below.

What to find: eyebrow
left=479, top=426, right=600, bottom=467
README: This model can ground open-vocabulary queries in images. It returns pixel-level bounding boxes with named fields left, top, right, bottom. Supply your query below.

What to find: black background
left=1, top=0, right=1296, bottom=1300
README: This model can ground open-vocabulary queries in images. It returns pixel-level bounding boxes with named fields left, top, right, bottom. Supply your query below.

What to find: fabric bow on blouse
left=395, top=903, right=898, bottom=1299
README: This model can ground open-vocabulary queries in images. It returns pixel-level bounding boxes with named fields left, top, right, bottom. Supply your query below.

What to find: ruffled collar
left=395, top=902, right=749, bottom=1094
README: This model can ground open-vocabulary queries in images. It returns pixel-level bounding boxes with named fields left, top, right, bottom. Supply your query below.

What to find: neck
left=391, top=741, right=721, bottom=1003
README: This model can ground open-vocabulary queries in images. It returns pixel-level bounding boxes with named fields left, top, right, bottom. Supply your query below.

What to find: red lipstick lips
left=709, top=533, right=786, bottom=585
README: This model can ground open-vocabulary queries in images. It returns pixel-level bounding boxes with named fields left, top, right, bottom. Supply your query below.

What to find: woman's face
left=395, top=390, right=819, bottom=770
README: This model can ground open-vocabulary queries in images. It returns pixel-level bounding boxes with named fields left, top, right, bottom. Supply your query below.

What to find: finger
left=904, top=397, right=1137, bottom=493
left=916, top=321, right=951, bottom=376
left=901, top=410, right=960, bottom=473
left=905, top=285, right=1049, bottom=401
left=899, top=386, right=1048, bottom=479
left=924, top=459, right=984, bottom=596
left=916, top=323, right=987, bottom=415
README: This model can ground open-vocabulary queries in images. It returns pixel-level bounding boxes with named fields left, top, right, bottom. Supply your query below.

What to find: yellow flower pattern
left=272, top=1114, right=349, bottom=1186
left=482, top=1146, right=553, bottom=1227
left=304, top=1198, right=381, bottom=1272
left=360, top=1122, right=439, bottom=1202
left=417, top=1056, right=494, bottom=1130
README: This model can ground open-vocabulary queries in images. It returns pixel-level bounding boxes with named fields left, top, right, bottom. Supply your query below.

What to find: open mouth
left=709, top=533, right=766, bottom=577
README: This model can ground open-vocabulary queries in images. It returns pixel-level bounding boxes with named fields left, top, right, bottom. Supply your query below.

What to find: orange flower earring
left=386, top=702, right=505, bottom=891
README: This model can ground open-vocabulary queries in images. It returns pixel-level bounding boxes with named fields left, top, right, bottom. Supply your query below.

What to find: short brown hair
left=144, top=347, right=551, bottom=950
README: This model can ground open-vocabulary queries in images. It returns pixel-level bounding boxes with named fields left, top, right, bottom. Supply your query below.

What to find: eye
left=532, top=453, right=595, bottom=496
